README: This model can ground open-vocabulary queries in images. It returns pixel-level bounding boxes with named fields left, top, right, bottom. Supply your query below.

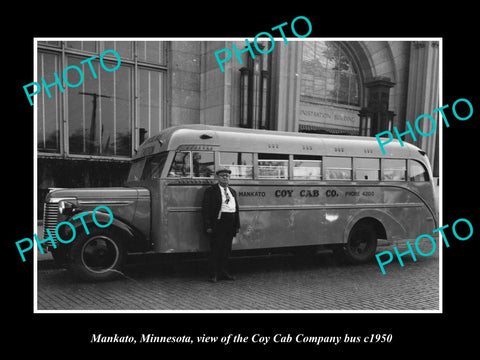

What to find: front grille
left=43, top=202, right=60, bottom=247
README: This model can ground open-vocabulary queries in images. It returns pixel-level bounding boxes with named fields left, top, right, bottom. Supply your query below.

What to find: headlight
left=58, top=199, right=78, bottom=215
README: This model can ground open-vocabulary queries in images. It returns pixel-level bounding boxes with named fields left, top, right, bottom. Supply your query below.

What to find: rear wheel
left=69, top=228, right=126, bottom=281
left=342, top=223, right=378, bottom=264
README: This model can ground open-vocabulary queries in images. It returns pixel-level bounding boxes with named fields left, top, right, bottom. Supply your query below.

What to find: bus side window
left=293, top=155, right=322, bottom=180
left=192, top=151, right=214, bottom=178
left=168, top=151, right=191, bottom=177
left=383, top=159, right=406, bottom=181
left=409, top=160, right=429, bottom=181
left=220, top=152, right=253, bottom=179
left=258, top=153, right=289, bottom=179
left=324, top=157, right=352, bottom=180
left=354, top=158, right=379, bottom=181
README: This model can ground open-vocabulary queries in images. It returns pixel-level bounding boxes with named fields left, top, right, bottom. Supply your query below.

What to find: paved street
left=36, top=241, right=439, bottom=311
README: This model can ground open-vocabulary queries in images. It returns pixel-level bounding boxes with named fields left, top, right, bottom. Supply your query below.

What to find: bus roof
left=135, top=125, right=426, bottom=161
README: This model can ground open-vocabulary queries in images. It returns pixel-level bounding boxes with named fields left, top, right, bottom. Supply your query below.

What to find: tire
left=69, top=228, right=126, bottom=281
left=342, top=223, right=378, bottom=264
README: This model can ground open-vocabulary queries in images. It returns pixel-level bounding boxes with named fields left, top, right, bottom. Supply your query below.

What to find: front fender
left=60, top=209, right=150, bottom=253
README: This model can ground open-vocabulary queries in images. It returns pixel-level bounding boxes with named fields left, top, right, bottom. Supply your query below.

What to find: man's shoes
left=208, top=275, right=218, bottom=283
left=219, top=273, right=235, bottom=281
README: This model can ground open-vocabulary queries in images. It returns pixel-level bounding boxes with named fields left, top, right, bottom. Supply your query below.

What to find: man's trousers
left=208, top=212, right=235, bottom=277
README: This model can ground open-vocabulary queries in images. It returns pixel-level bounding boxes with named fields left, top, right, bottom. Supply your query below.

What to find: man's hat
left=216, top=167, right=232, bottom=175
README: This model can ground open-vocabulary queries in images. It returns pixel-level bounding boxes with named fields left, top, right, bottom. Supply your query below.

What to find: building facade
left=36, top=39, right=439, bottom=216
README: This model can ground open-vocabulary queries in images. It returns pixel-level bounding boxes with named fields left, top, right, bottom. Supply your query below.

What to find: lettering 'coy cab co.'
left=41, top=125, right=437, bottom=281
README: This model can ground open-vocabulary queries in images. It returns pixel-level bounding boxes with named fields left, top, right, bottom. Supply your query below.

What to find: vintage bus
left=42, top=125, right=438, bottom=281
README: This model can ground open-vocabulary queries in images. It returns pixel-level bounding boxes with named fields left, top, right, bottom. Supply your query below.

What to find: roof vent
left=200, top=134, right=213, bottom=139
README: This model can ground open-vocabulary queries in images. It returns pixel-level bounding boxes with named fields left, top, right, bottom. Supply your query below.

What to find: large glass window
left=383, top=159, right=406, bottom=181
left=301, top=41, right=360, bottom=106
left=37, top=41, right=168, bottom=158
left=258, top=153, right=288, bottom=179
left=138, top=68, right=165, bottom=142
left=38, top=41, right=61, bottom=47
left=324, top=157, right=352, bottom=180
left=220, top=152, right=254, bottom=179
left=66, top=41, right=97, bottom=53
left=136, top=41, right=167, bottom=65
left=293, top=155, right=322, bottom=180
left=67, top=55, right=132, bottom=156
left=103, top=41, right=133, bottom=59
left=355, top=158, right=379, bottom=181
left=37, top=52, right=61, bottom=152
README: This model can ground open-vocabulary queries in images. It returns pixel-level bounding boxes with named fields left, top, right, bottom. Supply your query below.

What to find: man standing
left=202, top=167, right=240, bottom=283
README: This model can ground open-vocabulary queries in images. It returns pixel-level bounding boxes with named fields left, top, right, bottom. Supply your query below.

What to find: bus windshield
left=127, top=152, right=168, bottom=182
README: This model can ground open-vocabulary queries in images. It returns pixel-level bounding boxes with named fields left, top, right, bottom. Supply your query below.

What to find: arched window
left=300, top=42, right=360, bottom=106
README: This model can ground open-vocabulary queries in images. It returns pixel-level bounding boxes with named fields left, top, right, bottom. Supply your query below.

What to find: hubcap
left=81, top=236, right=119, bottom=273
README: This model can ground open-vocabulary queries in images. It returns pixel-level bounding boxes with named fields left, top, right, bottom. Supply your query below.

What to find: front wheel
left=341, top=223, right=378, bottom=264
left=69, top=228, right=126, bottom=281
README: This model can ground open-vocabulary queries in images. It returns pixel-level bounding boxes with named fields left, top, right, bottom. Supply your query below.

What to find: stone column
left=200, top=41, right=237, bottom=127
left=169, top=41, right=201, bottom=126
left=405, top=41, right=440, bottom=171
left=270, top=41, right=302, bottom=132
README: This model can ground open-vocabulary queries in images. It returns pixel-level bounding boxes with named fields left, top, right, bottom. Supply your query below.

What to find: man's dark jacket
left=202, top=184, right=240, bottom=236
